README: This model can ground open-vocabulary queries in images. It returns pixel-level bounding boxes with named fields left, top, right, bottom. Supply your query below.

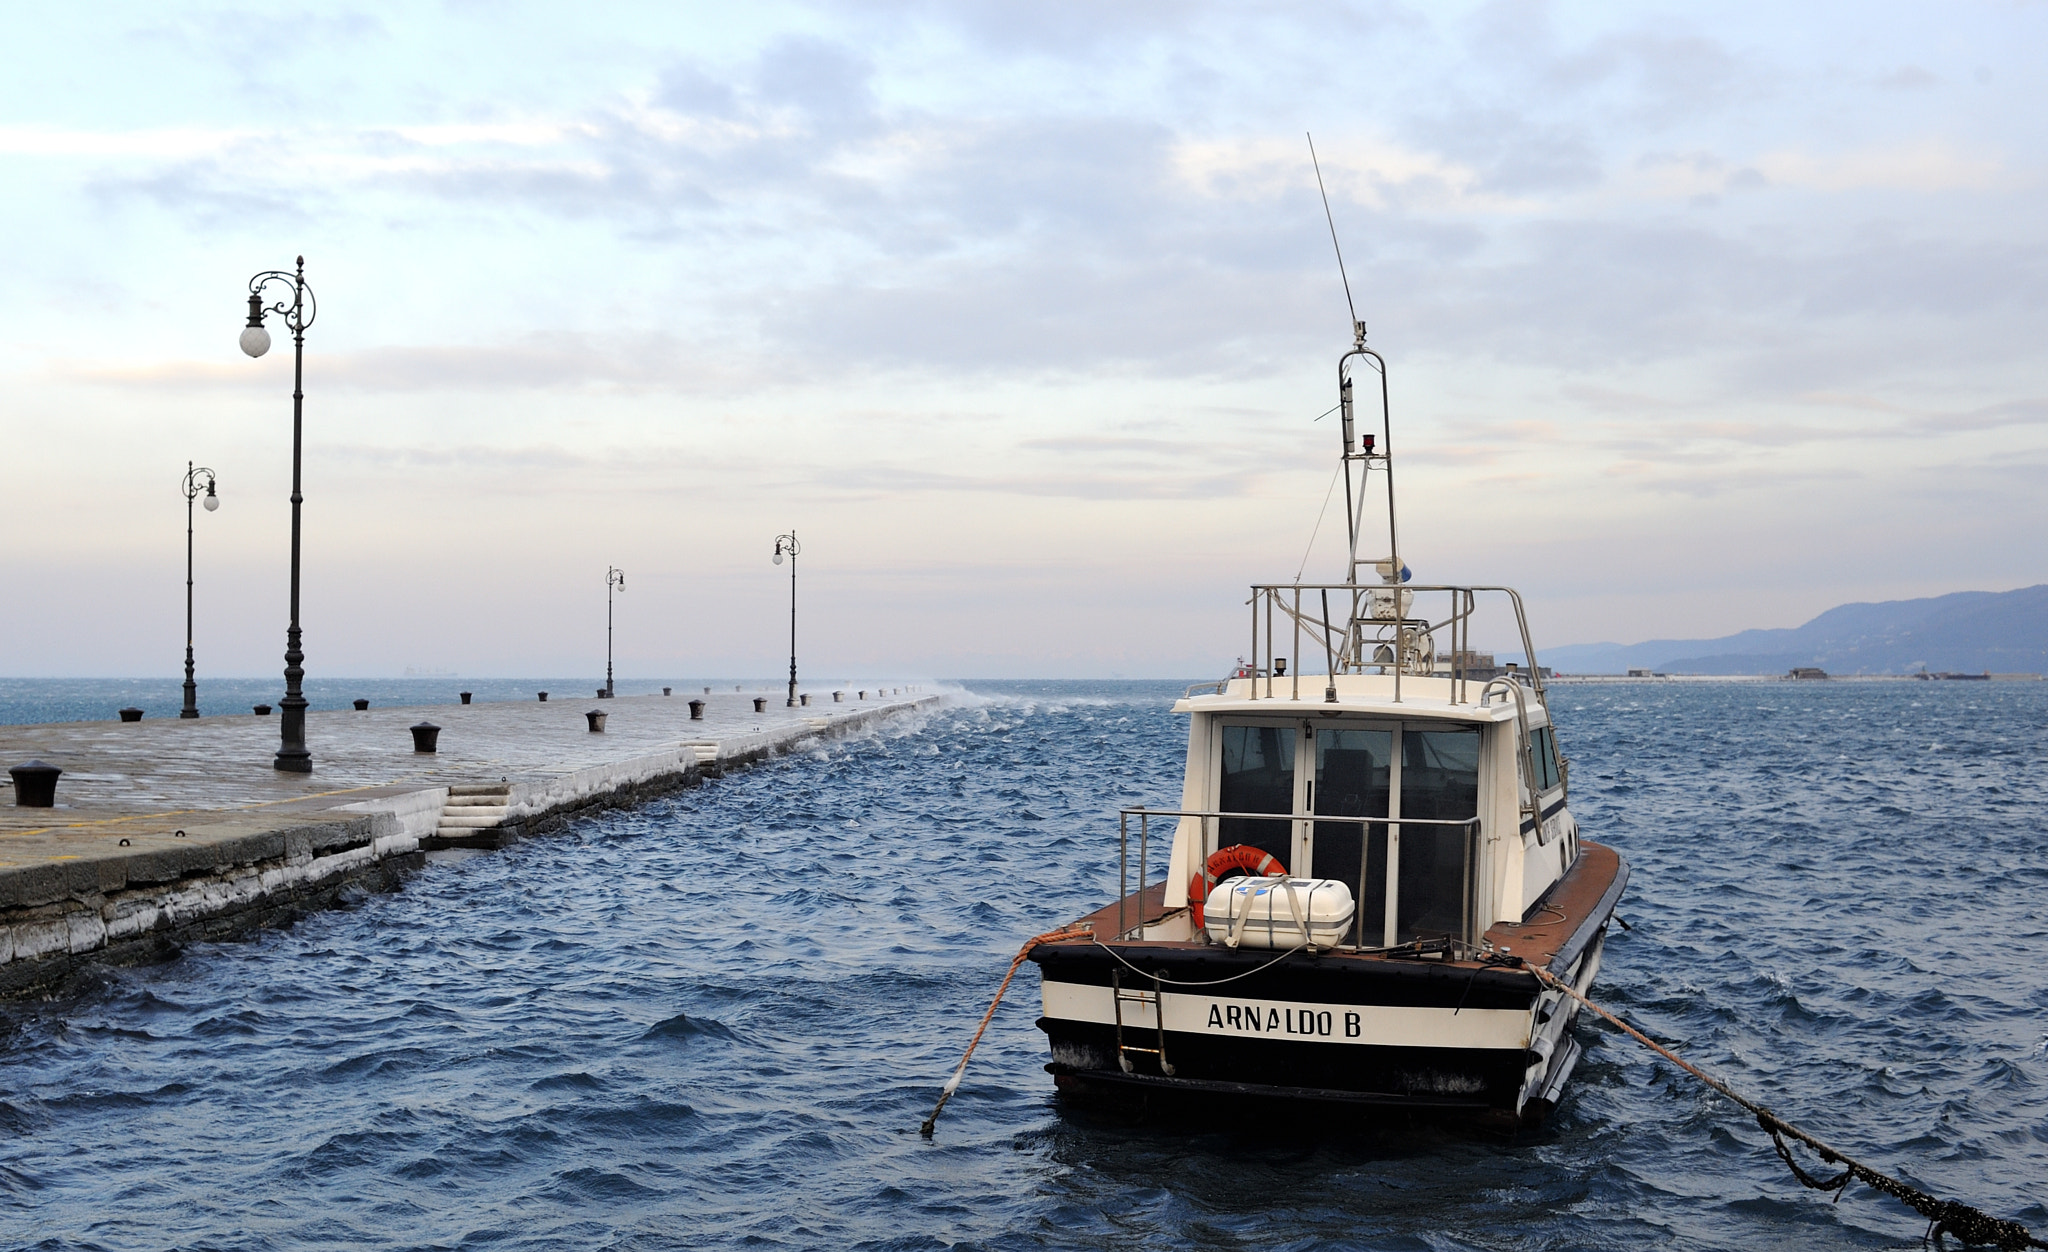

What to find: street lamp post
left=772, top=531, right=799, bottom=707
left=239, top=256, right=318, bottom=772
left=605, top=566, right=625, bottom=697
left=179, top=463, right=220, bottom=719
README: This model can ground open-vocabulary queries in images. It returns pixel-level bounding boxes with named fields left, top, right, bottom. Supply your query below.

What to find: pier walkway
left=0, top=687, right=937, bottom=994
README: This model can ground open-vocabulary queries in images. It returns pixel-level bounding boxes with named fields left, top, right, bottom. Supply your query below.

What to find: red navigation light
left=1362, top=434, right=1376, bottom=453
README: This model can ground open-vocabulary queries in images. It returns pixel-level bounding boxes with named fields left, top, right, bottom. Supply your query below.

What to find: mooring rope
left=920, top=925, right=1092, bottom=1138
left=1527, top=964, right=2048, bottom=1250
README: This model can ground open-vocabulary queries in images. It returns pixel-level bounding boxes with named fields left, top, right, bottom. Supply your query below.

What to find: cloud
left=55, top=332, right=765, bottom=395
left=1876, top=65, right=1941, bottom=91
left=1755, top=142, right=2001, bottom=192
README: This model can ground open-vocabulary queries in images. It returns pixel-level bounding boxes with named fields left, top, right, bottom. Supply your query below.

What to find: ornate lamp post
left=605, top=566, right=625, bottom=697
left=239, top=256, right=317, bottom=772
left=179, top=463, right=220, bottom=718
left=772, top=531, right=799, bottom=707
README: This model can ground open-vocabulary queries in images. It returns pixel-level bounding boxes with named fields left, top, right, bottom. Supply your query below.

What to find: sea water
left=1, top=679, right=2043, bottom=1250
left=0, top=678, right=777, bottom=727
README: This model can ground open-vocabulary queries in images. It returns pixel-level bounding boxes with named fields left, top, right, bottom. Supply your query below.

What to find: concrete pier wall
left=0, top=810, right=419, bottom=994
left=0, top=692, right=936, bottom=996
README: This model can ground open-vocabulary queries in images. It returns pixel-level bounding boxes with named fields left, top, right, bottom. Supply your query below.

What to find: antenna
left=1306, top=132, right=1361, bottom=342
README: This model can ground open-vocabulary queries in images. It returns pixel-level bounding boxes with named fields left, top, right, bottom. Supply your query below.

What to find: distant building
left=1446, top=652, right=1550, bottom=682
left=1787, top=667, right=1829, bottom=680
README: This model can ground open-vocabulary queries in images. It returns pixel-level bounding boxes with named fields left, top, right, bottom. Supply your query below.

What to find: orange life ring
left=1189, top=844, right=1287, bottom=928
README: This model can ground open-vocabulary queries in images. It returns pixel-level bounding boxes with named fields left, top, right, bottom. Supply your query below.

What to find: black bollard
left=118, top=707, right=144, bottom=722
left=8, top=761, right=61, bottom=807
left=663, top=687, right=672, bottom=696
left=537, top=691, right=549, bottom=702
left=752, top=697, right=767, bottom=713
left=353, top=698, right=370, bottom=711
left=459, top=692, right=472, bottom=705
left=833, top=691, right=844, bottom=702
left=586, top=710, right=607, bottom=732
left=800, top=693, right=811, bottom=706
left=253, top=704, right=273, bottom=716
left=688, top=700, right=705, bottom=720
left=410, top=722, right=441, bottom=753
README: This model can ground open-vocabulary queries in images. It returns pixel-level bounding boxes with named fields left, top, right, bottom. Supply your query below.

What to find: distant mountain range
left=1529, top=585, right=2048, bottom=676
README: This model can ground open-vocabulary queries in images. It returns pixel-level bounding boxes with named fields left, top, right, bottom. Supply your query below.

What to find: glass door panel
left=1394, top=726, right=1481, bottom=943
left=1311, top=728, right=1392, bottom=942
left=1217, top=723, right=1297, bottom=871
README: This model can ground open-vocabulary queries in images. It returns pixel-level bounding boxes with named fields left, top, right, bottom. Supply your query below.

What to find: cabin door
left=1309, top=724, right=1395, bottom=942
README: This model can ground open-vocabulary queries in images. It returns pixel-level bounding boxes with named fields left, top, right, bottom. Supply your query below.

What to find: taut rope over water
left=1528, top=965, right=2048, bottom=1250
left=921, top=925, right=1092, bottom=1138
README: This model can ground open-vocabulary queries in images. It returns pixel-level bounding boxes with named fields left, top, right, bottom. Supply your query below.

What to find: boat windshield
left=1210, top=717, right=1482, bottom=944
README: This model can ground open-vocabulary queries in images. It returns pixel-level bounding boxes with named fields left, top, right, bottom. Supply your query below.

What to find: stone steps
left=431, top=783, right=514, bottom=846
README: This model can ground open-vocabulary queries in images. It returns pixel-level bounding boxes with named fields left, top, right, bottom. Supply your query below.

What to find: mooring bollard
left=353, top=698, right=370, bottom=711
left=663, top=687, right=672, bottom=696
left=688, top=700, right=705, bottom=720
left=703, top=687, right=711, bottom=695
left=752, top=697, right=767, bottom=713
left=596, top=688, right=610, bottom=699
left=8, top=761, right=61, bottom=808
left=459, top=692, right=472, bottom=705
left=253, top=704, right=273, bottom=716
left=410, top=722, right=441, bottom=753
left=586, top=710, right=607, bottom=732
left=834, top=691, right=844, bottom=702
left=800, top=693, right=811, bottom=706
left=859, top=690, right=868, bottom=700
left=118, top=707, right=144, bottom=722
left=537, top=691, right=549, bottom=702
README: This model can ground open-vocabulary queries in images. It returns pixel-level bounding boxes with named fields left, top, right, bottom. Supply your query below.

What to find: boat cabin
left=1148, top=672, right=1577, bottom=949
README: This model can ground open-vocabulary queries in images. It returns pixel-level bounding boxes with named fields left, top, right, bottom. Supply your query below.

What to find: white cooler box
left=1203, top=876, right=1355, bottom=949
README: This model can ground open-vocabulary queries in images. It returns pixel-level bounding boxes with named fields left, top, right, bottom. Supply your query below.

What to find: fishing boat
left=1028, top=322, right=1628, bottom=1127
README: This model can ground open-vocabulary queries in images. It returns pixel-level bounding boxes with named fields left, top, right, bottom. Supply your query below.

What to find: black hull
left=1032, top=943, right=1567, bottom=1121
left=1041, top=1019, right=1527, bottom=1110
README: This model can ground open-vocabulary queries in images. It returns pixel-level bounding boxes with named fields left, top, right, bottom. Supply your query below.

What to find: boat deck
left=1044, top=840, right=1627, bottom=979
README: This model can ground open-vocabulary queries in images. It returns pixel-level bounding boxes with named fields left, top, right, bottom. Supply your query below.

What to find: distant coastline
left=1548, top=672, right=2044, bottom=683
left=1524, top=584, right=2048, bottom=677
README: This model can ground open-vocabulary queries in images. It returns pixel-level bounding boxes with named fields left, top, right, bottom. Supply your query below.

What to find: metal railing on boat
left=1230, top=583, right=1549, bottom=709
left=1117, top=806, right=1483, bottom=950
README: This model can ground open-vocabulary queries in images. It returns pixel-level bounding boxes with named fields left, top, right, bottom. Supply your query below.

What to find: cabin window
left=1395, top=727, right=1480, bottom=944
left=1531, top=726, right=1562, bottom=793
left=1217, top=723, right=1296, bottom=868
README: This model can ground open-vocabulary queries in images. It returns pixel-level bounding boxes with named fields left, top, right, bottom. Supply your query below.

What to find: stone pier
left=0, top=687, right=938, bottom=995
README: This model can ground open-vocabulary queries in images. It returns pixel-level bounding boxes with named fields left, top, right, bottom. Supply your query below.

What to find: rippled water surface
left=3, top=679, right=2045, bottom=1250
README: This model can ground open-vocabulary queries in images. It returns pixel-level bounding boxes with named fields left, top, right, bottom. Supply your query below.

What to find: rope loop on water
left=919, top=924, right=1092, bottom=1139
left=1529, top=965, right=2047, bottom=1250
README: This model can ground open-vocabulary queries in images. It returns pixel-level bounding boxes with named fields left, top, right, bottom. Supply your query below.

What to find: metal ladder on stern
left=1110, top=968, right=1175, bottom=1076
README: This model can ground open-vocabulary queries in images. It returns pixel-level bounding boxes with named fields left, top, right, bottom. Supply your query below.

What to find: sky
left=2, top=1, right=2044, bottom=679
